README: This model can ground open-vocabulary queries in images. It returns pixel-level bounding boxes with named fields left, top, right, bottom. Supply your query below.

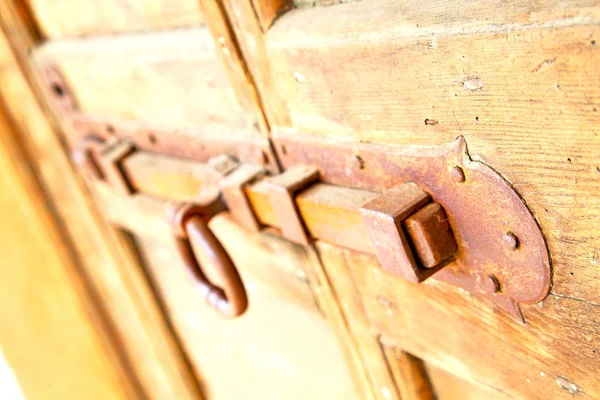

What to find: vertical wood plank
left=315, top=242, right=402, bottom=400
left=216, top=0, right=292, bottom=129
left=197, top=0, right=270, bottom=134
left=0, top=104, right=135, bottom=400
left=0, top=3, right=204, bottom=399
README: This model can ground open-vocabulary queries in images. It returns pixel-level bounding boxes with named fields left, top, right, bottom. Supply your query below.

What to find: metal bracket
left=265, top=166, right=319, bottom=246
left=220, top=164, right=267, bottom=231
left=273, top=133, right=551, bottom=320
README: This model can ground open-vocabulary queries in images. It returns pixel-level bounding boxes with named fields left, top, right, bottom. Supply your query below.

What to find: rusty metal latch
left=167, top=201, right=248, bottom=318
left=71, top=130, right=550, bottom=322
left=46, top=64, right=550, bottom=322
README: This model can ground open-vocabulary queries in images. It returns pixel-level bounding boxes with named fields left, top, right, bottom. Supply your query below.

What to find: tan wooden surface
left=426, top=364, right=506, bottom=400
left=0, top=106, right=132, bottom=400
left=27, top=0, right=205, bottom=38
left=336, top=246, right=599, bottom=399
left=33, top=28, right=259, bottom=137
left=197, top=0, right=269, bottom=133
left=133, top=215, right=361, bottom=399
left=316, top=242, right=403, bottom=400
left=0, top=4, right=204, bottom=398
left=382, top=347, right=435, bottom=400
left=221, top=0, right=291, bottom=128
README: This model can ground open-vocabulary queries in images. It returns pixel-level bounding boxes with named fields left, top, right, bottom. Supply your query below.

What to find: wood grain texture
left=27, top=0, right=205, bottom=38
left=0, top=106, right=132, bottom=400
left=132, top=216, right=361, bottom=399
left=221, top=0, right=292, bottom=128
left=197, top=0, right=269, bottom=133
left=33, top=28, right=260, bottom=137
left=0, top=9, right=204, bottom=399
left=426, top=364, right=506, bottom=400
left=316, top=242, right=404, bottom=400
left=333, top=245, right=600, bottom=399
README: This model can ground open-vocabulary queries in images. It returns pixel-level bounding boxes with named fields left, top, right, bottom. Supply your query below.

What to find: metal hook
left=167, top=201, right=248, bottom=318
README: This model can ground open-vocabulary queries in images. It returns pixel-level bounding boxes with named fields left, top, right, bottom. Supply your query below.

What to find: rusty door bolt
left=360, top=183, right=431, bottom=282
left=266, top=165, right=320, bottom=245
left=404, top=202, right=457, bottom=269
left=450, top=166, right=466, bottom=182
left=503, top=232, right=519, bottom=251
left=361, top=183, right=458, bottom=283
left=220, top=164, right=267, bottom=232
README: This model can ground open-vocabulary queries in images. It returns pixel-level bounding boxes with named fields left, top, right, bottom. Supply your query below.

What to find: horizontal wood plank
left=327, top=243, right=599, bottom=399
left=33, top=29, right=261, bottom=138
left=27, top=0, right=205, bottom=38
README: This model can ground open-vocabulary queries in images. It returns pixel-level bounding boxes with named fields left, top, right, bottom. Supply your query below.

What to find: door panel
left=34, top=29, right=259, bottom=137
left=318, top=242, right=599, bottom=399
left=132, top=216, right=361, bottom=399
left=27, top=0, right=205, bottom=38
left=26, top=1, right=372, bottom=395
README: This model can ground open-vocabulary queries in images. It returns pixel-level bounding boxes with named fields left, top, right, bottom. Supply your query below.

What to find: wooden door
left=218, top=0, right=599, bottom=398
left=3, top=0, right=599, bottom=399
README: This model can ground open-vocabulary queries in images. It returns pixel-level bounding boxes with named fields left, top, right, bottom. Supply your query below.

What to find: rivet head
left=503, top=232, right=519, bottom=251
left=451, top=166, right=466, bottom=182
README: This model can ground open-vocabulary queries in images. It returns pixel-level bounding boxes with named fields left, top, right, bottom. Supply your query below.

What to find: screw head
left=503, top=232, right=519, bottom=251
left=451, top=166, right=466, bottom=182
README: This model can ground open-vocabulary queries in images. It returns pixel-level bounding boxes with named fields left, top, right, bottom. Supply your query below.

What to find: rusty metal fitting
left=71, top=135, right=109, bottom=180
left=265, top=165, right=320, bottom=245
left=360, top=183, right=456, bottom=283
left=220, top=164, right=267, bottom=232
left=404, top=202, right=457, bottom=269
left=166, top=200, right=225, bottom=237
left=208, top=154, right=239, bottom=177
left=98, top=139, right=137, bottom=195
left=166, top=201, right=247, bottom=317
left=360, top=183, right=431, bottom=282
